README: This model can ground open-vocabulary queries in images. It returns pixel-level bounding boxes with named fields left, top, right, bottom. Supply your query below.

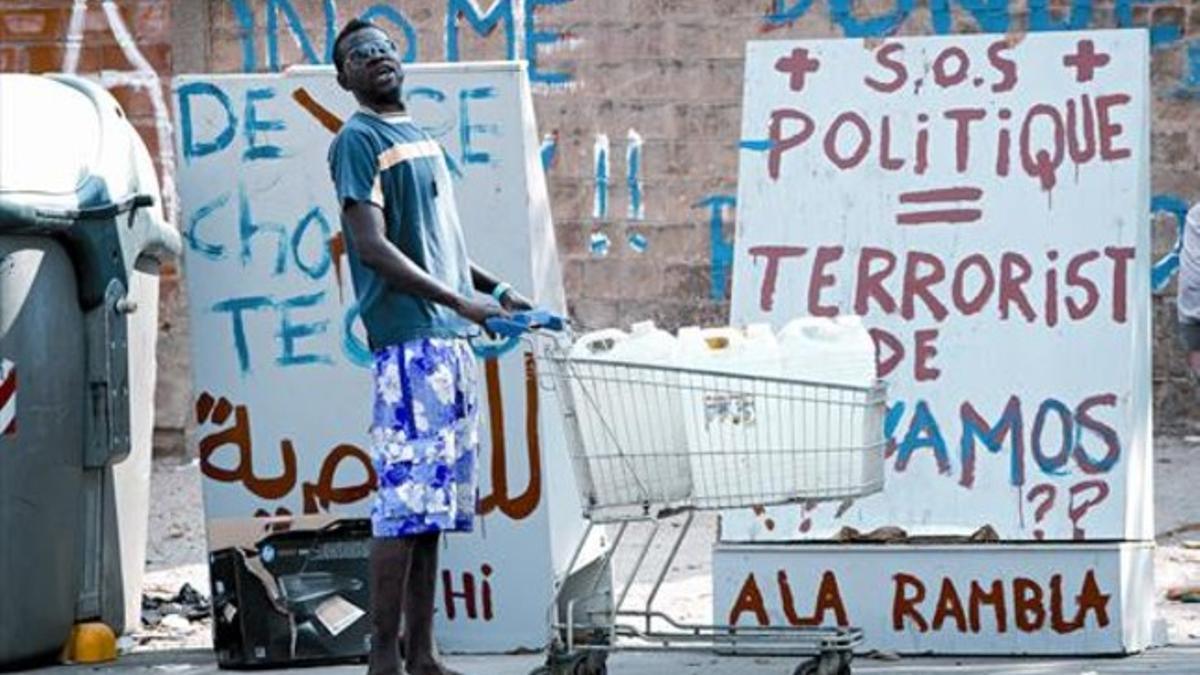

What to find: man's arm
left=343, top=202, right=501, bottom=327
left=470, top=263, right=502, bottom=296
left=470, top=262, right=534, bottom=312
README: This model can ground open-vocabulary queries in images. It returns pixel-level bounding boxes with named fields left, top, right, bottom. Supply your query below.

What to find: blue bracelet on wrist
left=491, top=282, right=512, bottom=303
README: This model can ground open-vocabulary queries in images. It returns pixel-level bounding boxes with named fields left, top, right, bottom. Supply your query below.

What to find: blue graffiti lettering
left=765, top=0, right=816, bottom=26
left=230, top=0, right=257, bottom=72
left=238, top=186, right=289, bottom=275
left=1179, top=39, right=1200, bottom=98
left=627, top=134, right=644, bottom=220
left=931, top=0, right=1010, bottom=34
left=1031, top=398, right=1074, bottom=476
left=244, top=87, right=286, bottom=161
left=739, top=138, right=774, bottom=152
left=1116, top=0, right=1180, bottom=48
left=212, top=291, right=354, bottom=373
left=694, top=194, right=735, bottom=300
left=1189, top=40, right=1200, bottom=87
left=292, top=208, right=333, bottom=280
left=885, top=400, right=906, bottom=439
left=186, top=193, right=231, bottom=259
left=524, top=0, right=574, bottom=85
left=540, top=132, right=558, bottom=170
left=459, top=86, right=499, bottom=166
left=960, top=396, right=1024, bottom=487
left=360, top=4, right=419, bottom=62
left=404, top=86, right=455, bottom=140
left=829, top=0, right=914, bottom=38
left=894, top=399, right=951, bottom=474
left=264, top=0, right=331, bottom=70
left=1150, top=193, right=1192, bottom=291
left=1028, top=0, right=1093, bottom=32
left=212, top=295, right=274, bottom=374
left=593, top=138, right=609, bottom=219
left=342, top=300, right=373, bottom=368
left=446, top=0, right=516, bottom=61
left=178, top=81, right=237, bottom=162
left=276, top=291, right=333, bottom=367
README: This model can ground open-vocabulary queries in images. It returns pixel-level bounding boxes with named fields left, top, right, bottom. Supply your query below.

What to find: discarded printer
left=209, top=519, right=372, bottom=668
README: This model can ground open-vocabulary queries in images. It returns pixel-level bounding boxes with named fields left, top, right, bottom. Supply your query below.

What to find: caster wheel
left=792, top=657, right=819, bottom=675
left=792, top=651, right=850, bottom=675
left=572, top=651, right=607, bottom=675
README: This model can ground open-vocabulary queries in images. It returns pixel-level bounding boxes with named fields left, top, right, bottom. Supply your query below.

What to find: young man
left=1179, top=202, right=1200, bottom=381
left=328, top=18, right=532, bottom=675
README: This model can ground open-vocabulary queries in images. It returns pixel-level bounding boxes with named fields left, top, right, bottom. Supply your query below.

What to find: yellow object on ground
left=60, top=622, right=117, bottom=664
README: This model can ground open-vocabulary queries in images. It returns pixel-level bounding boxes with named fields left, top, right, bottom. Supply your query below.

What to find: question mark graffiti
left=1027, top=484, right=1056, bottom=540
left=1068, top=479, right=1111, bottom=540
left=798, top=500, right=820, bottom=534
left=751, top=504, right=776, bottom=532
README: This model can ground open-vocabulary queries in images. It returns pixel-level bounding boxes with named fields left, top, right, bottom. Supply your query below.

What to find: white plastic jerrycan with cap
left=567, top=323, right=692, bottom=515
left=777, top=314, right=879, bottom=498
left=675, top=324, right=787, bottom=507
left=778, top=315, right=876, bottom=387
left=676, top=324, right=780, bottom=376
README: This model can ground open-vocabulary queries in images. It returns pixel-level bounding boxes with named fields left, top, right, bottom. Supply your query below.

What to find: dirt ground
left=126, top=436, right=1200, bottom=653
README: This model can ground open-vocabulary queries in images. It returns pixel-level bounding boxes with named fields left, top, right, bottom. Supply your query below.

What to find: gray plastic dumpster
left=0, top=74, right=181, bottom=666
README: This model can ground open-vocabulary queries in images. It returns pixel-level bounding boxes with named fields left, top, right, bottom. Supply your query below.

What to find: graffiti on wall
left=61, top=0, right=178, bottom=219
left=216, top=1, right=1197, bottom=296
left=725, top=31, right=1150, bottom=540
left=226, top=0, right=579, bottom=86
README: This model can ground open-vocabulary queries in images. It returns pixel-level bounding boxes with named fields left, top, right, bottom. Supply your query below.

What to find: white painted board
left=726, top=30, right=1152, bottom=542
left=713, top=542, right=1155, bottom=654
left=174, top=62, right=584, bottom=652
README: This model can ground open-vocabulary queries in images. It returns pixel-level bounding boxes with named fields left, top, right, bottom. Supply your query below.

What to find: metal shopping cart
left=491, top=317, right=887, bottom=675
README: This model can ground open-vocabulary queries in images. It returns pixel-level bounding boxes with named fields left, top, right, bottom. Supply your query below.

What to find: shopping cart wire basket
left=484, top=316, right=888, bottom=675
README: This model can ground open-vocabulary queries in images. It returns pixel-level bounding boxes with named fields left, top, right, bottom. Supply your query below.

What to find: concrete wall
left=2, top=0, right=1198, bottom=447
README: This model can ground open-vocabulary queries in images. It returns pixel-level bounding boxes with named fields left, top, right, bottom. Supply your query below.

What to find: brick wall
left=3, top=0, right=1199, bottom=439
left=199, top=0, right=1200, bottom=429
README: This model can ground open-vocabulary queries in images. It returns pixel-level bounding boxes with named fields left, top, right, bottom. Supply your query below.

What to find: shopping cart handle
left=483, top=310, right=566, bottom=338
left=472, top=310, right=566, bottom=359
left=482, top=316, right=530, bottom=339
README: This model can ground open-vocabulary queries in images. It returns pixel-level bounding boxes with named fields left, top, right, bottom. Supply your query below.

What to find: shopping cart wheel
left=792, top=649, right=851, bottom=675
left=531, top=650, right=606, bottom=675
left=570, top=651, right=607, bottom=675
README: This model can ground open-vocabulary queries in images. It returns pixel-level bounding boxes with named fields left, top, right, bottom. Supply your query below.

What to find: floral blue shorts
left=370, top=338, right=480, bottom=538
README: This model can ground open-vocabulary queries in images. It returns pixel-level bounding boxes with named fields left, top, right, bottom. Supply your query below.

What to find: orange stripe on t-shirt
left=377, top=140, right=442, bottom=173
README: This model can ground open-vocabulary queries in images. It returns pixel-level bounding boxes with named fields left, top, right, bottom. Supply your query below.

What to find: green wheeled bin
left=0, top=73, right=181, bottom=666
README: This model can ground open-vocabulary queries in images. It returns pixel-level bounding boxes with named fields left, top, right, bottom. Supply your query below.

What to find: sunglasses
left=344, top=38, right=398, bottom=66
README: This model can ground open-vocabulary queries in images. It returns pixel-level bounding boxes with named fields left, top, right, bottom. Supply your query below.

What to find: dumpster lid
left=0, top=74, right=151, bottom=217
left=0, top=75, right=106, bottom=198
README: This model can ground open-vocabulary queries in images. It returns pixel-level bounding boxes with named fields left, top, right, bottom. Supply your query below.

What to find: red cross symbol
left=775, top=47, right=821, bottom=92
left=1062, top=39, right=1110, bottom=83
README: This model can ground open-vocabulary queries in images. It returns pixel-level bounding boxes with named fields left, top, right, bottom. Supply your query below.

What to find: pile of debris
left=121, top=583, right=213, bottom=652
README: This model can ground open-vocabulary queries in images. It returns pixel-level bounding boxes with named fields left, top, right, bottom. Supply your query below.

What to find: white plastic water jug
left=567, top=324, right=692, bottom=514
left=611, top=321, right=678, bottom=362
left=777, top=315, right=880, bottom=499
left=778, top=315, right=875, bottom=387
left=676, top=325, right=780, bottom=376
left=569, top=328, right=629, bottom=361
left=675, top=325, right=789, bottom=507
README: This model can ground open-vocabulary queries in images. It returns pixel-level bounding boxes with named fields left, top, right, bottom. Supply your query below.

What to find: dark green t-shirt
left=328, top=110, right=474, bottom=350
